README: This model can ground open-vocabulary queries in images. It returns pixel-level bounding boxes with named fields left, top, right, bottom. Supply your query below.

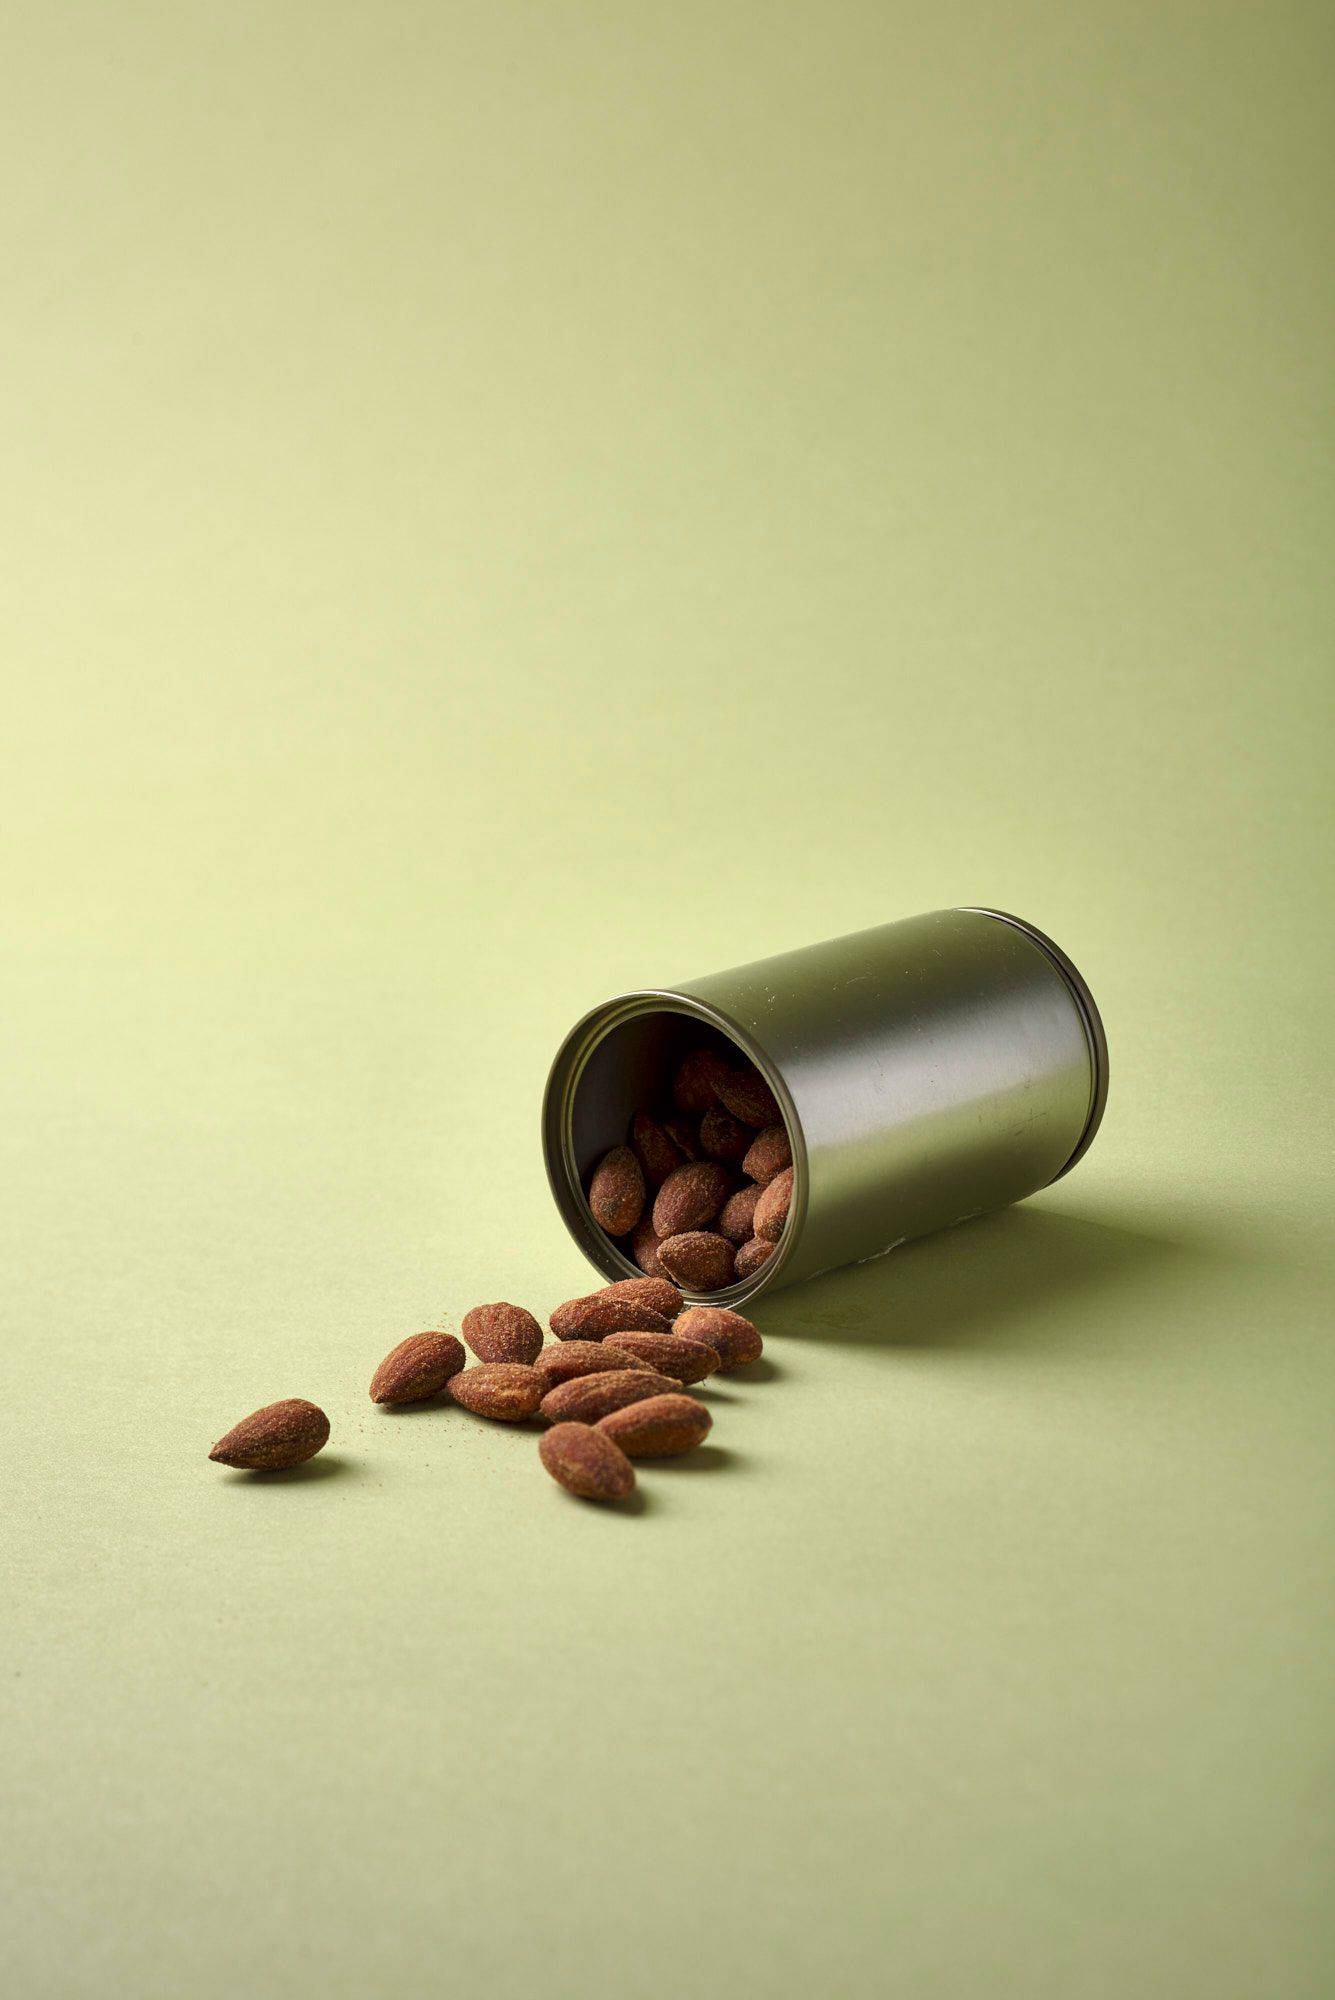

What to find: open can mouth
left=542, top=992, right=805, bottom=1307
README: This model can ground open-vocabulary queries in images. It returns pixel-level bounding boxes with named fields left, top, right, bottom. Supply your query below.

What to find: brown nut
left=539, top=1368, right=678, bottom=1425
left=698, top=1107, right=751, bottom=1166
left=533, top=1341, right=657, bottom=1388
left=671, top=1048, right=731, bottom=1115
left=597, top=1393, right=713, bottom=1459
left=587, top=1145, right=645, bottom=1236
left=370, top=1331, right=466, bottom=1404
left=209, top=1398, right=330, bottom=1471
left=461, top=1302, right=544, bottom=1366
left=652, top=1159, right=731, bottom=1239
left=446, top=1363, right=544, bottom=1421
left=714, top=1065, right=781, bottom=1128
left=539, top=1422, right=636, bottom=1502
left=630, top=1217, right=669, bottom=1279
left=657, top=1231, right=735, bottom=1292
left=753, top=1165, right=793, bottom=1242
left=595, top=1275, right=684, bottom=1322
left=741, top=1123, right=791, bottom=1186
left=549, top=1294, right=674, bottom=1342
left=662, top=1115, right=700, bottom=1161
left=604, top=1330, right=721, bottom=1384
left=733, top=1236, right=776, bottom=1280
left=629, top=1111, right=687, bottom=1189
left=718, top=1183, right=762, bottom=1246
left=675, top=1305, right=764, bottom=1369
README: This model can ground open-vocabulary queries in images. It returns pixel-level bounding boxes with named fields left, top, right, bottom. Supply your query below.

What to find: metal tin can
left=542, top=907, right=1109, bottom=1305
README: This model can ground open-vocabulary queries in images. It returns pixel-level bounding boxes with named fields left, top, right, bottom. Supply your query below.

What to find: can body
left=542, top=907, right=1109, bottom=1304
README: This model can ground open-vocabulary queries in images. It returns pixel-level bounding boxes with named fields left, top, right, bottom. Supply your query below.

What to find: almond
left=630, top=1217, right=668, bottom=1279
left=533, top=1341, right=657, bottom=1388
left=597, top=1393, right=713, bottom=1458
left=698, top=1106, right=751, bottom=1166
left=539, top=1422, right=636, bottom=1502
left=675, top=1305, right=763, bottom=1369
left=652, top=1159, right=730, bottom=1239
left=549, top=1294, right=674, bottom=1342
left=596, top=1275, right=684, bottom=1322
left=446, top=1363, right=544, bottom=1421
left=753, top=1165, right=793, bottom=1241
left=657, top=1230, right=735, bottom=1292
left=629, top=1110, right=686, bottom=1189
left=604, top=1330, right=721, bottom=1384
left=461, top=1302, right=543, bottom=1366
left=662, top=1115, right=700, bottom=1161
left=742, top=1123, right=791, bottom=1186
left=369, top=1331, right=466, bottom=1404
left=539, top=1368, right=678, bottom=1426
left=209, top=1398, right=330, bottom=1471
left=718, top=1183, right=762, bottom=1245
left=671, top=1048, right=730, bottom=1115
left=733, top=1236, right=775, bottom=1280
left=587, top=1145, right=645, bottom=1236
left=714, top=1064, right=781, bottom=1128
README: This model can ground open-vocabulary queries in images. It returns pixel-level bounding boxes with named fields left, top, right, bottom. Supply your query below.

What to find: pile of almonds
left=586, top=1047, right=794, bottom=1291
left=207, top=1275, right=764, bottom=1506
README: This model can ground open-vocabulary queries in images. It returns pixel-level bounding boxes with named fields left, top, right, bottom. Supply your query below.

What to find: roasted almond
left=369, top=1331, right=466, bottom=1404
left=657, top=1230, right=735, bottom=1292
left=534, top=1341, right=657, bottom=1388
left=662, top=1115, right=700, bottom=1161
left=598, top=1393, right=713, bottom=1458
left=742, top=1123, right=791, bottom=1186
left=698, top=1106, right=751, bottom=1166
left=714, top=1065, right=781, bottom=1128
left=461, top=1302, right=544, bottom=1366
left=587, top=1145, right=645, bottom=1236
left=539, top=1422, right=636, bottom=1502
left=629, top=1110, right=686, bottom=1189
left=733, top=1236, right=775, bottom=1280
left=675, top=1304, right=764, bottom=1369
left=671, top=1048, right=731, bottom=1115
left=549, top=1294, right=674, bottom=1342
left=604, top=1330, right=721, bottom=1384
left=446, top=1363, right=544, bottom=1421
left=652, top=1159, right=731, bottom=1239
left=209, top=1398, right=330, bottom=1471
left=539, top=1368, right=678, bottom=1426
left=718, top=1183, right=762, bottom=1245
left=753, top=1165, right=793, bottom=1241
left=630, top=1217, right=669, bottom=1279
left=596, top=1275, right=684, bottom=1322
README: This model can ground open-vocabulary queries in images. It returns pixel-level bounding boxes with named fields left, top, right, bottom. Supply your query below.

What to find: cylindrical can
left=542, top=907, right=1108, bottom=1305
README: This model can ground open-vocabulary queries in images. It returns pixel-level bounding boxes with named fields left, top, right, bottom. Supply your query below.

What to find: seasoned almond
left=539, top=1368, right=677, bottom=1425
left=742, top=1123, right=791, bottom=1186
left=209, top=1398, right=330, bottom=1471
left=596, top=1275, right=684, bottom=1322
left=587, top=1145, right=645, bottom=1236
left=662, top=1115, right=700, bottom=1161
left=671, top=1048, right=730, bottom=1115
left=598, top=1393, right=713, bottom=1459
left=549, top=1294, right=673, bottom=1342
left=753, top=1165, right=793, bottom=1241
left=539, top=1422, right=636, bottom=1502
left=446, top=1363, right=544, bottom=1421
left=533, top=1341, right=657, bottom=1388
left=657, top=1230, right=735, bottom=1292
left=630, top=1217, right=668, bottom=1279
left=714, top=1065, right=781, bottom=1128
left=629, top=1111, right=686, bottom=1189
left=461, top=1302, right=543, bottom=1366
left=698, top=1106, right=751, bottom=1166
left=718, top=1183, right=762, bottom=1245
left=676, top=1305, right=763, bottom=1369
left=733, top=1236, right=776, bottom=1280
left=605, top=1330, right=721, bottom=1384
left=652, top=1159, right=730, bottom=1239
left=370, top=1331, right=466, bottom=1404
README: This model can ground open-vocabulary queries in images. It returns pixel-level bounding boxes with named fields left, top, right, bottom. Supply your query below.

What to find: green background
left=3, top=3, right=1332, bottom=1995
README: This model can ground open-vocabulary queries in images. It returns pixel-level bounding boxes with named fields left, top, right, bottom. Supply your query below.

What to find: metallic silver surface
left=542, top=907, right=1109, bottom=1306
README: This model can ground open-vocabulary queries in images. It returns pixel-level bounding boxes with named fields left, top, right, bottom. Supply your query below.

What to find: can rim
left=960, top=907, right=1110, bottom=1182
left=541, top=990, right=806, bottom=1306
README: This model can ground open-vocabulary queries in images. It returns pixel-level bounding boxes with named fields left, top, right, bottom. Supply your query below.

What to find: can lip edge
left=959, top=907, right=1110, bottom=1183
